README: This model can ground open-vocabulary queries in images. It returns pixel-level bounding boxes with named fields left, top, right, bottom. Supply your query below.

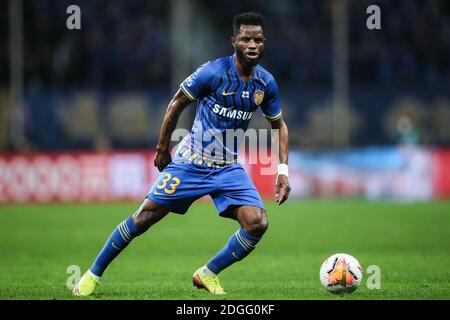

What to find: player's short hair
left=232, top=12, right=264, bottom=36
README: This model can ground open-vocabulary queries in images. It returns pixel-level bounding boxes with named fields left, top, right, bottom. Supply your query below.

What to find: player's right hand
left=154, top=149, right=172, bottom=172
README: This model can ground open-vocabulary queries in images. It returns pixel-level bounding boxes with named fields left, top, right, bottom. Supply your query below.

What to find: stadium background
left=0, top=0, right=449, bottom=300
left=1, top=0, right=450, bottom=202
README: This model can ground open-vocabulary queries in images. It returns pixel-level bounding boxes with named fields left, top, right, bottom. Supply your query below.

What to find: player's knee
left=257, top=210, right=269, bottom=235
left=132, top=209, right=165, bottom=234
left=132, top=211, right=150, bottom=234
left=245, top=209, right=268, bottom=236
left=131, top=200, right=169, bottom=234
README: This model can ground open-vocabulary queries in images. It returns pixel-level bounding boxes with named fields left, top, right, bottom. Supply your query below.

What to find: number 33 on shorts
left=155, top=173, right=181, bottom=195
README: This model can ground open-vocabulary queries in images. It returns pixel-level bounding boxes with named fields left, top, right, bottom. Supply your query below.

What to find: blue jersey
left=176, top=55, right=282, bottom=167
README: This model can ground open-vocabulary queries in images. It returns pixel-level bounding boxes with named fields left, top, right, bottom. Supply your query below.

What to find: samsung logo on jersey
left=212, top=104, right=254, bottom=120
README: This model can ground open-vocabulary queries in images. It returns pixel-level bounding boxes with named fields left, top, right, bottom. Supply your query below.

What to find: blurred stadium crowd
left=1, top=0, right=447, bottom=89
left=0, top=0, right=449, bottom=151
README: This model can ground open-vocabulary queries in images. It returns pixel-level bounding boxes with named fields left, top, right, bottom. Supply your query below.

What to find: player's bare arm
left=270, top=117, right=291, bottom=205
left=154, top=89, right=192, bottom=171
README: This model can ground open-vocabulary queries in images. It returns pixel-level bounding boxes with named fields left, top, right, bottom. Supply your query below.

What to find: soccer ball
left=319, top=253, right=362, bottom=294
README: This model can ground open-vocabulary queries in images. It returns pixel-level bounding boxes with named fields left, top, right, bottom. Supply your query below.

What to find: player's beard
left=236, top=46, right=263, bottom=67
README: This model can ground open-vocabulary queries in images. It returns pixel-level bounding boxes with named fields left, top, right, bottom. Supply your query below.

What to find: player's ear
left=231, top=36, right=236, bottom=48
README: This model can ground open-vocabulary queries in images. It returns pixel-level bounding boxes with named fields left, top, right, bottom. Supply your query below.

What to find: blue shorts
left=146, top=162, right=265, bottom=217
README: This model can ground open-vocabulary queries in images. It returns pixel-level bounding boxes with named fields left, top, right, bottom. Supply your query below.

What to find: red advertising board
left=0, top=152, right=156, bottom=202
left=0, top=151, right=276, bottom=203
left=433, top=149, right=450, bottom=198
left=2, top=148, right=447, bottom=203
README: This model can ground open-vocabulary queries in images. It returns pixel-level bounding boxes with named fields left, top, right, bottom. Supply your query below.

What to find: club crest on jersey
left=254, top=90, right=264, bottom=105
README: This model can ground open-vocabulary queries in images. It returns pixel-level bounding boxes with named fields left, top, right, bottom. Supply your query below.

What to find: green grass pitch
left=0, top=200, right=449, bottom=300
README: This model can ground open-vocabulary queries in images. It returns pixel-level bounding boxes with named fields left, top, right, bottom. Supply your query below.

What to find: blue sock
left=206, top=227, right=262, bottom=274
left=89, top=216, right=140, bottom=277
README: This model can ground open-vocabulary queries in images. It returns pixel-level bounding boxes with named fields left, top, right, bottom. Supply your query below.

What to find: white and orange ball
left=320, top=253, right=362, bottom=294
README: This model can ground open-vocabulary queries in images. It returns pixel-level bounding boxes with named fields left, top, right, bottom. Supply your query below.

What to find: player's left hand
left=275, top=174, right=291, bottom=205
